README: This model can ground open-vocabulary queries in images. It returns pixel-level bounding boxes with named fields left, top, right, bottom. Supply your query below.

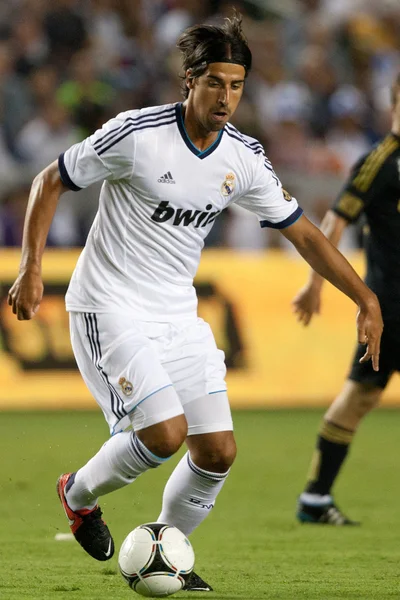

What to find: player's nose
left=218, top=87, right=229, bottom=105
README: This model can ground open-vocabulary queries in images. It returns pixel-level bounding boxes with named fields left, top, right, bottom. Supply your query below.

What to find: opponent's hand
left=292, top=284, right=321, bottom=326
left=8, top=270, right=44, bottom=320
left=357, top=295, right=383, bottom=371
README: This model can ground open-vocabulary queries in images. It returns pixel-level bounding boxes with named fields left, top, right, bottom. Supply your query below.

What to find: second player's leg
left=297, top=381, right=382, bottom=524
left=297, top=332, right=393, bottom=525
left=324, top=379, right=382, bottom=431
left=301, top=380, right=383, bottom=505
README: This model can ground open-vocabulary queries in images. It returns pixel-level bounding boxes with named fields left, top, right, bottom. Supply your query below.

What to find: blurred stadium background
left=1, top=0, right=400, bottom=408
left=2, top=3, right=400, bottom=599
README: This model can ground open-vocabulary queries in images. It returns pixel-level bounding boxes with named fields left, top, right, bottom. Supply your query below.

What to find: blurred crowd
left=0, top=0, right=399, bottom=250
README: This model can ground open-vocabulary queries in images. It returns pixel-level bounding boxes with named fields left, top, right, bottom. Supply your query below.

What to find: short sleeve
left=235, top=153, right=303, bottom=228
left=58, top=112, right=137, bottom=191
left=333, top=145, right=396, bottom=223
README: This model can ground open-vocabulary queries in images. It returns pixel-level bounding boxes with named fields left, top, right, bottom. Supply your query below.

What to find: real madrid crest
left=119, top=377, right=133, bottom=396
left=282, top=188, right=292, bottom=202
left=221, top=172, right=236, bottom=196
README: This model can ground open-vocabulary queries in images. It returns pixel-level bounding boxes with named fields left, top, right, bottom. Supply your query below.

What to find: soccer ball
left=118, top=523, right=195, bottom=597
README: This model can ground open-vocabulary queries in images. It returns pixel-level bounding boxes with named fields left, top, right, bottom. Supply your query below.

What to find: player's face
left=187, top=62, right=245, bottom=131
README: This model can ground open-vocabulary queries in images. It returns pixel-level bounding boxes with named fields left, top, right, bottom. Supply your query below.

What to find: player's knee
left=355, top=392, right=380, bottom=416
left=192, top=436, right=237, bottom=473
left=203, top=445, right=237, bottom=472
left=349, top=385, right=381, bottom=418
left=213, top=443, right=237, bottom=472
left=137, top=415, right=187, bottom=458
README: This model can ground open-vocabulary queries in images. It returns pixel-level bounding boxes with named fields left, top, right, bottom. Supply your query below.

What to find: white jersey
left=60, top=102, right=302, bottom=320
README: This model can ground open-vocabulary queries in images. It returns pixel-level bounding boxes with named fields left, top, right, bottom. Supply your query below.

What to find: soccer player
left=294, top=74, right=400, bottom=525
left=8, top=13, right=382, bottom=588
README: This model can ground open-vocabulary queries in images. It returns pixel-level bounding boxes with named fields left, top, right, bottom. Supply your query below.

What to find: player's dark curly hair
left=177, top=11, right=252, bottom=99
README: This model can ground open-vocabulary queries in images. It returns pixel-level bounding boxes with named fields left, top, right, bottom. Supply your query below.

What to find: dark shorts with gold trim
left=348, top=319, right=400, bottom=389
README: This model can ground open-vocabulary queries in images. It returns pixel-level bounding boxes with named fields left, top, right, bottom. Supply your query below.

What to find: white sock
left=157, top=452, right=229, bottom=536
left=300, top=492, right=333, bottom=506
left=66, top=432, right=168, bottom=511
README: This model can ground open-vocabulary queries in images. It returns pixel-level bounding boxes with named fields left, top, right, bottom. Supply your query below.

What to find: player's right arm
left=8, top=161, right=69, bottom=320
left=292, top=210, right=348, bottom=326
left=8, top=110, right=137, bottom=320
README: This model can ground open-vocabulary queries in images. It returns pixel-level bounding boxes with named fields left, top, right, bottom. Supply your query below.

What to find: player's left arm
left=281, top=214, right=383, bottom=371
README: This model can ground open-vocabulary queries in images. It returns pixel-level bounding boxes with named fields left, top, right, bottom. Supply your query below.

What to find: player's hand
left=291, top=283, right=321, bottom=326
left=8, top=269, right=44, bottom=320
left=356, top=295, right=383, bottom=372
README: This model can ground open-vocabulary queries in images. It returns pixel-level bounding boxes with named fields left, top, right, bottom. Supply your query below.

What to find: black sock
left=304, top=420, right=354, bottom=496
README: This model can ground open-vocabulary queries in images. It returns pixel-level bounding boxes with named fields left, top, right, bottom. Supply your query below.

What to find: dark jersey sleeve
left=333, top=140, right=398, bottom=223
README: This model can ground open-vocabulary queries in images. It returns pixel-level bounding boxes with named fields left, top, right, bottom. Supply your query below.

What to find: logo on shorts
left=119, top=377, right=133, bottom=396
left=221, top=172, right=235, bottom=196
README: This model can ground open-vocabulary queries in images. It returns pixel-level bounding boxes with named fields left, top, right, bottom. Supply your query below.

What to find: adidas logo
left=158, top=171, right=176, bottom=184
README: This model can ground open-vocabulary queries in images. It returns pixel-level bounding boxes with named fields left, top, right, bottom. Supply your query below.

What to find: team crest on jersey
left=282, top=188, right=292, bottom=202
left=119, top=377, right=133, bottom=396
left=221, top=172, right=236, bottom=196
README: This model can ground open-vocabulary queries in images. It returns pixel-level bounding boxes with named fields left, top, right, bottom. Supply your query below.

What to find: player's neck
left=181, top=103, right=220, bottom=152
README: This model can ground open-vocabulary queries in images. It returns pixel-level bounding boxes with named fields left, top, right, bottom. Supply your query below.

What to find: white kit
left=60, top=102, right=302, bottom=432
left=60, top=102, right=302, bottom=321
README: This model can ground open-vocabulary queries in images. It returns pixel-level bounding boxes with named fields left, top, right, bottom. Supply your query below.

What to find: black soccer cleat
left=57, top=473, right=115, bottom=561
left=183, top=571, right=213, bottom=592
left=297, top=499, right=360, bottom=525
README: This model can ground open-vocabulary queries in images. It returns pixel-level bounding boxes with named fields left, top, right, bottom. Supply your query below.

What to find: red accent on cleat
left=56, top=472, right=114, bottom=561
left=57, top=473, right=97, bottom=535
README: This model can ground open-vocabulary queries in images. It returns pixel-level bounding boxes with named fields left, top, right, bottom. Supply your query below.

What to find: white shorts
left=69, top=313, right=230, bottom=435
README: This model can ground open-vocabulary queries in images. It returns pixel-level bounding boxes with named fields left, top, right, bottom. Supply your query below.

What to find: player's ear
left=186, top=69, right=195, bottom=90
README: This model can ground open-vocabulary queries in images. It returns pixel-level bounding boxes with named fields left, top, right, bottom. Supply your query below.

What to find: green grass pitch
left=1, top=409, right=400, bottom=600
